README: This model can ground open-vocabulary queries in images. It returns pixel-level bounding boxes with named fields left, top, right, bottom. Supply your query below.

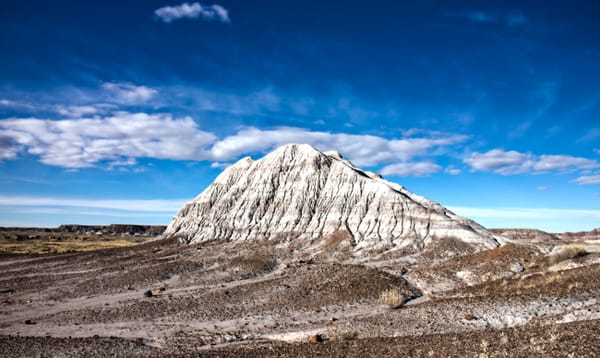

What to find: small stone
left=310, top=334, right=323, bottom=344
left=464, top=314, right=477, bottom=321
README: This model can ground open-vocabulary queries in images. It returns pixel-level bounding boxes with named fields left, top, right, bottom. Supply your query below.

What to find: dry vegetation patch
left=0, top=230, right=154, bottom=255
left=379, top=288, right=406, bottom=309
left=547, top=245, right=588, bottom=265
left=456, top=262, right=600, bottom=298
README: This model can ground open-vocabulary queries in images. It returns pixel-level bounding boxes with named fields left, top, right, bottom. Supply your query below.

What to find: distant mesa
left=0, top=224, right=166, bottom=237
left=165, top=144, right=502, bottom=256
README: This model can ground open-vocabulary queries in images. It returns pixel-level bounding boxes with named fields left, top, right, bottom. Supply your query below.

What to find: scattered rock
left=310, top=334, right=324, bottom=344
left=24, top=320, right=36, bottom=325
left=464, top=314, right=477, bottom=321
left=144, top=290, right=153, bottom=298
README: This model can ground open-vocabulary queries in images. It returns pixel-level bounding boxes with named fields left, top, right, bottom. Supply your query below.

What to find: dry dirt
left=1, top=231, right=599, bottom=357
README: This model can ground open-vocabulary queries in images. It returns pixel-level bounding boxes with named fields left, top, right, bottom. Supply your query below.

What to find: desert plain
left=1, top=226, right=599, bottom=357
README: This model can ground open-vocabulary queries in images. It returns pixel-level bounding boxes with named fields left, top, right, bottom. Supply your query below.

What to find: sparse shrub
left=340, top=325, right=358, bottom=340
left=328, top=323, right=359, bottom=341
left=548, top=246, right=588, bottom=265
left=379, top=288, right=406, bottom=309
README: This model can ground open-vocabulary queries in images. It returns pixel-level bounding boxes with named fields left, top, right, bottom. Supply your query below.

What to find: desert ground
left=1, top=228, right=599, bottom=357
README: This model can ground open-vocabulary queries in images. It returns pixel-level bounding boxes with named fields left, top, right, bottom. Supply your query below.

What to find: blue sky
left=1, top=1, right=599, bottom=232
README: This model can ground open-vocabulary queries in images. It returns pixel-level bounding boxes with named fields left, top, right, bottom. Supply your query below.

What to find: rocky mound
left=489, top=228, right=559, bottom=242
left=557, top=228, right=600, bottom=242
left=165, top=144, right=500, bottom=255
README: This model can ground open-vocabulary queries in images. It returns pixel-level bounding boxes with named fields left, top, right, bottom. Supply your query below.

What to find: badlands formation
left=1, top=144, right=599, bottom=357
left=166, top=144, right=499, bottom=254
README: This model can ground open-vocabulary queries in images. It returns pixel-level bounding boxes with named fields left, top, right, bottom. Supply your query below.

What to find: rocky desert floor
left=1, top=231, right=599, bottom=357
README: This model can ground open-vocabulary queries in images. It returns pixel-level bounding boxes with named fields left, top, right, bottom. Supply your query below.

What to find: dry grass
left=0, top=232, right=153, bottom=255
left=548, top=246, right=588, bottom=265
left=328, top=323, right=359, bottom=341
left=379, top=288, right=406, bottom=309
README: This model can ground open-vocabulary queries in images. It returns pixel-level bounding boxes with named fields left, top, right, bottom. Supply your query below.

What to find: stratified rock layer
left=165, top=144, right=500, bottom=254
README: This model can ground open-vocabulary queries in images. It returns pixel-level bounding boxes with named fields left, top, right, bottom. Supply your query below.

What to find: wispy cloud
left=573, top=175, right=600, bottom=185
left=0, top=98, right=37, bottom=111
left=445, top=166, right=461, bottom=175
left=505, top=11, right=527, bottom=27
left=155, top=2, right=230, bottom=23
left=464, top=10, right=495, bottom=23
left=464, top=149, right=598, bottom=175
left=1, top=98, right=116, bottom=118
left=54, top=105, right=99, bottom=117
left=448, top=9, right=527, bottom=27
left=531, top=80, right=560, bottom=119
left=101, top=82, right=158, bottom=104
left=534, top=155, right=598, bottom=171
left=0, top=196, right=187, bottom=212
left=464, top=149, right=532, bottom=175
left=379, top=162, right=441, bottom=177
left=579, top=128, right=600, bottom=142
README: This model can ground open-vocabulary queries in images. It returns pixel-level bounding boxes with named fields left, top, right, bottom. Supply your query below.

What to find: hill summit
left=165, top=144, right=500, bottom=255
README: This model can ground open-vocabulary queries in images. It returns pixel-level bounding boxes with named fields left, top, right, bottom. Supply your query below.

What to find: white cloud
left=210, top=161, right=230, bottom=169
left=534, top=155, right=598, bottom=171
left=573, top=175, right=600, bottom=185
left=102, top=82, right=158, bottom=103
left=594, top=148, right=600, bottom=155
left=0, top=99, right=19, bottom=107
left=54, top=105, right=100, bottom=117
left=0, top=113, right=216, bottom=168
left=209, top=127, right=467, bottom=166
left=0, top=196, right=186, bottom=212
left=0, top=135, right=20, bottom=160
left=536, top=186, right=550, bottom=191
left=464, top=149, right=532, bottom=175
left=464, top=149, right=598, bottom=175
left=0, top=117, right=466, bottom=169
left=445, top=166, right=461, bottom=175
left=380, top=162, right=441, bottom=177
left=155, top=2, right=230, bottom=23
left=0, top=98, right=36, bottom=111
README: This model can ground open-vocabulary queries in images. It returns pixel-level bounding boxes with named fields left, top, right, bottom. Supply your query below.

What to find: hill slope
left=165, top=144, right=500, bottom=255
